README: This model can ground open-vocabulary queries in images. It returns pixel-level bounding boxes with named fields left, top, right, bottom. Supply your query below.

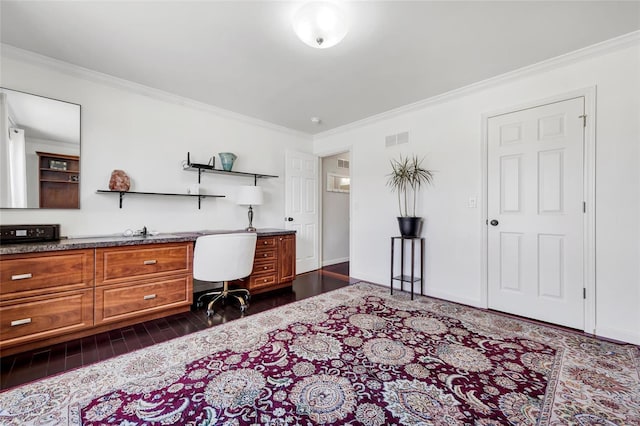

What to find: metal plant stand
left=390, top=236, right=425, bottom=300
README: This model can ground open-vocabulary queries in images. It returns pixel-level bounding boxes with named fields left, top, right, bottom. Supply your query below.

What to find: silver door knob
left=490, top=219, right=499, bottom=226
left=285, top=217, right=294, bottom=221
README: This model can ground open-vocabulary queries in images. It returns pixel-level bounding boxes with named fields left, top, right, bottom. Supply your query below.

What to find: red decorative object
left=109, top=170, right=130, bottom=191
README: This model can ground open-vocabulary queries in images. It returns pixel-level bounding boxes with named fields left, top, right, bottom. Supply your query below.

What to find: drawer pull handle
left=263, top=241, right=268, bottom=245
left=264, top=279, right=268, bottom=282
left=263, top=254, right=268, bottom=257
left=11, top=318, right=32, bottom=327
left=143, top=294, right=157, bottom=300
left=263, top=266, right=268, bottom=270
left=143, top=260, right=157, bottom=265
left=11, top=273, right=33, bottom=281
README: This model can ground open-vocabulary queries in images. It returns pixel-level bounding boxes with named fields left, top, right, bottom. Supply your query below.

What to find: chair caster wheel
left=240, top=305, right=248, bottom=313
left=206, top=309, right=215, bottom=317
left=196, top=301, right=203, bottom=309
left=245, top=294, right=251, bottom=302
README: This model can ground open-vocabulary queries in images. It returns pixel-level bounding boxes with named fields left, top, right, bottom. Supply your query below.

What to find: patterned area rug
left=0, top=283, right=638, bottom=425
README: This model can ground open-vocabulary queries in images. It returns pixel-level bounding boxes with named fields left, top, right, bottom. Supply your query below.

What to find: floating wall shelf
left=183, top=152, right=278, bottom=185
left=96, top=190, right=224, bottom=209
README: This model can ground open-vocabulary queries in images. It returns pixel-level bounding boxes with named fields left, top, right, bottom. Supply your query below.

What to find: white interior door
left=487, top=97, right=585, bottom=329
left=285, top=150, right=319, bottom=273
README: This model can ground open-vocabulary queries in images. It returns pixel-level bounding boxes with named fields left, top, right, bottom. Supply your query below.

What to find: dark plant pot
left=397, top=217, right=423, bottom=237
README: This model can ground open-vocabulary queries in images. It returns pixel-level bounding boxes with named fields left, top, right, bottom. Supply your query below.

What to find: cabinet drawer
left=0, top=289, right=93, bottom=346
left=95, top=276, right=192, bottom=324
left=254, top=249, right=276, bottom=262
left=96, top=243, right=191, bottom=285
left=248, top=273, right=278, bottom=291
left=0, top=249, right=94, bottom=300
left=252, top=260, right=276, bottom=275
left=256, top=237, right=276, bottom=250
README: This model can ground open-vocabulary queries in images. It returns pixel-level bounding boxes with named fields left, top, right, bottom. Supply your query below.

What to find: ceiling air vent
left=385, top=131, right=409, bottom=147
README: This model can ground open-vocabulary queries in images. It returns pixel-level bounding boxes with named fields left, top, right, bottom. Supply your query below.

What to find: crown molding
left=314, top=30, right=640, bottom=140
left=0, top=43, right=312, bottom=141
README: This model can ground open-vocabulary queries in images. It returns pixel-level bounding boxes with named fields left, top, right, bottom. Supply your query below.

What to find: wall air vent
left=385, top=131, right=409, bottom=148
left=337, top=158, right=349, bottom=169
left=385, top=135, right=397, bottom=147
left=396, top=131, right=409, bottom=145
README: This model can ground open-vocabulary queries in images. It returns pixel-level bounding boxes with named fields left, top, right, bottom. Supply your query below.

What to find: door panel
left=488, top=97, right=584, bottom=329
left=285, top=150, right=319, bottom=273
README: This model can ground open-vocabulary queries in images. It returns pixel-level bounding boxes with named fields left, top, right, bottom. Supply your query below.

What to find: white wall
left=0, top=53, right=312, bottom=236
left=322, top=152, right=350, bottom=265
left=314, top=40, right=640, bottom=344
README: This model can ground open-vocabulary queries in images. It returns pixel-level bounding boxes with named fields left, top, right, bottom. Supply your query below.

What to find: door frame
left=315, top=146, right=353, bottom=270
left=480, top=87, right=597, bottom=334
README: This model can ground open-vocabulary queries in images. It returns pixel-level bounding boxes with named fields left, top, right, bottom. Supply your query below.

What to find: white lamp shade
left=292, top=1, right=348, bottom=49
left=237, top=185, right=264, bottom=206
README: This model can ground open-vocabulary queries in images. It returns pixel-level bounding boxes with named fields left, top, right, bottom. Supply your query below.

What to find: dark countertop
left=0, top=228, right=295, bottom=255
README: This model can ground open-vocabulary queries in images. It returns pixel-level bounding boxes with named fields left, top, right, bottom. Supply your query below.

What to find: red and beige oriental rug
left=0, top=283, right=638, bottom=425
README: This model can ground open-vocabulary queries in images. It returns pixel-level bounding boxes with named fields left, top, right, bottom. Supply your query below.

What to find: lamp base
left=246, top=205, right=256, bottom=232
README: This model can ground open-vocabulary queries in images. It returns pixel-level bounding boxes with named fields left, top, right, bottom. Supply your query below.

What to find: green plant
left=387, top=155, right=434, bottom=217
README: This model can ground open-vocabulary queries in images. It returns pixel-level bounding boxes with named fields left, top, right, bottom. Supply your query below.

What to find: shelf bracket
left=119, top=192, right=124, bottom=208
left=198, top=195, right=205, bottom=209
left=198, top=168, right=203, bottom=184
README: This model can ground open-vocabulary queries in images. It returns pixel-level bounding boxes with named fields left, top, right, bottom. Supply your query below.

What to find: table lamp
left=237, top=185, right=264, bottom=231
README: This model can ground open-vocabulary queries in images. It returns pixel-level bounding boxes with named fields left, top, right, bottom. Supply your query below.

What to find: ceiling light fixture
left=292, top=1, right=348, bottom=49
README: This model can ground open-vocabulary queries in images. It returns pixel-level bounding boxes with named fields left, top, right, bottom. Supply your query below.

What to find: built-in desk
left=0, top=229, right=295, bottom=356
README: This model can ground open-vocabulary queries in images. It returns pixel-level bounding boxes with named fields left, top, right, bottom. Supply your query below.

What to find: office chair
left=193, top=232, right=257, bottom=316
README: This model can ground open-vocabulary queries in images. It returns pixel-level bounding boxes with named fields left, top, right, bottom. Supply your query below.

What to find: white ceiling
left=1, top=1, right=638, bottom=135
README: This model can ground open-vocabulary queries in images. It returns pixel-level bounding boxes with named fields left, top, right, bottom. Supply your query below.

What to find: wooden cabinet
left=278, top=234, right=296, bottom=282
left=241, top=234, right=296, bottom=294
left=0, top=249, right=94, bottom=299
left=94, top=243, right=193, bottom=325
left=37, top=151, right=80, bottom=209
left=0, top=243, right=193, bottom=356
left=0, top=234, right=292, bottom=355
left=0, top=290, right=93, bottom=347
left=0, top=249, right=94, bottom=354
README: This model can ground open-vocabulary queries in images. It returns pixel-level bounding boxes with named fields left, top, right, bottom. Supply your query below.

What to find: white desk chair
left=193, top=232, right=257, bottom=316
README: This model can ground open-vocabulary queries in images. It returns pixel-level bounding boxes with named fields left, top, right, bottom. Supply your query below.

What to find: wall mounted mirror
left=327, top=173, right=350, bottom=193
left=0, top=88, right=81, bottom=209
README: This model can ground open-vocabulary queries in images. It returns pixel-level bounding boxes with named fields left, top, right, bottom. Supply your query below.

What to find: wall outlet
left=468, top=197, right=477, bottom=208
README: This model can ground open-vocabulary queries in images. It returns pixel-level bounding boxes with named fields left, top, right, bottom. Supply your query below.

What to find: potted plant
left=387, top=155, right=434, bottom=237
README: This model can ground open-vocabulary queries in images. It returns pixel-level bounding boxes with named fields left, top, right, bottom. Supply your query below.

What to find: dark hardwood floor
left=0, top=263, right=356, bottom=391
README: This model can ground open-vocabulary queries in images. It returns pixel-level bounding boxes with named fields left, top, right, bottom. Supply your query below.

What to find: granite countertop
left=0, top=228, right=295, bottom=255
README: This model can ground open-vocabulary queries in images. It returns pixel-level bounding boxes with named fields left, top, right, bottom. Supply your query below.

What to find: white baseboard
left=594, top=327, right=640, bottom=345
left=350, top=273, right=484, bottom=309
left=322, top=257, right=349, bottom=267
left=422, top=288, right=484, bottom=309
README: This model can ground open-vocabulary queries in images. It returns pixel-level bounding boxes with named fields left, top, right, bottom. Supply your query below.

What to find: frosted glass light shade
left=292, top=1, right=348, bottom=49
left=237, top=185, right=264, bottom=206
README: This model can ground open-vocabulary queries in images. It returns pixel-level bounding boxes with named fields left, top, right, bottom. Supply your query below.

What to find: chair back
left=193, top=233, right=257, bottom=282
